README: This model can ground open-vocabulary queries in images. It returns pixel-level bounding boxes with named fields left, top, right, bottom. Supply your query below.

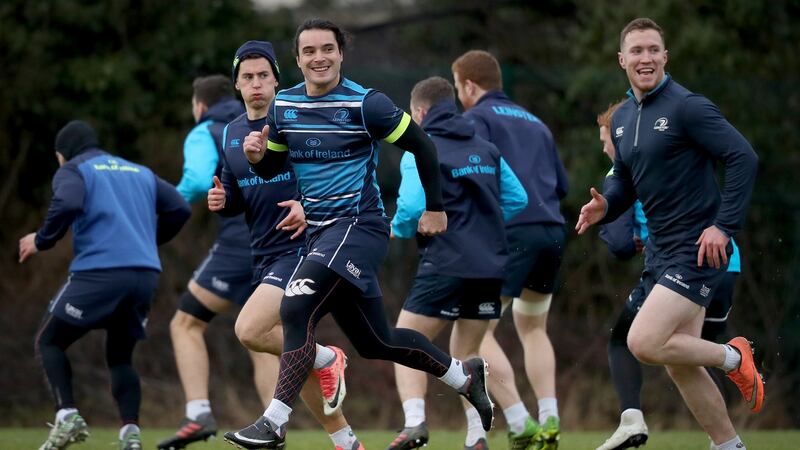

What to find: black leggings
left=34, top=314, right=141, bottom=424
left=274, top=260, right=452, bottom=407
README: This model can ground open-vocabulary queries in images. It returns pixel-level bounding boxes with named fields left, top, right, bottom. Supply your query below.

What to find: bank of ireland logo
left=469, top=154, right=481, bottom=164
left=333, top=108, right=351, bottom=122
left=654, top=117, right=669, bottom=131
left=284, top=109, right=299, bottom=121
left=230, top=138, right=241, bottom=147
left=306, top=137, right=321, bottom=147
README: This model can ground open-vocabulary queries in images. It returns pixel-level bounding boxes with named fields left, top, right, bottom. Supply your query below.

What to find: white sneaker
left=596, top=408, right=649, bottom=450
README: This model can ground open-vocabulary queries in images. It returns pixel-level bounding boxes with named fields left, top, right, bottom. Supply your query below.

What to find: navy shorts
left=403, top=275, right=502, bottom=320
left=192, top=242, right=254, bottom=306
left=502, top=223, right=566, bottom=297
left=303, top=216, right=390, bottom=298
left=626, top=248, right=732, bottom=309
left=253, top=249, right=304, bottom=290
left=48, top=268, right=159, bottom=340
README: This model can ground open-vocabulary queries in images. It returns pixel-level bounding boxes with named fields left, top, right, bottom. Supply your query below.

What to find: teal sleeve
left=499, top=157, right=528, bottom=221
left=391, top=152, right=426, bottom=239
left=727, top=238, right=741, bottom=273
left=176, top=121, right=219, bottom=203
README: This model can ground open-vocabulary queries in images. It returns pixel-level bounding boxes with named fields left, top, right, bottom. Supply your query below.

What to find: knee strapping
left=178, top=291, right=216, bottom=323
left=512, top=294, right=552, bottom=316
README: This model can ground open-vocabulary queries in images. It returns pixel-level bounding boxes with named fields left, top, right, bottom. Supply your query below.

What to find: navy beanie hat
left=55, top=120, right=99, bottom=161
left=232, top=40, right=280, bottom=83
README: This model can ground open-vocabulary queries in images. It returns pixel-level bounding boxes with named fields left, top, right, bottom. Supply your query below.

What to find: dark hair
left=192, top=74, right=233, bottom=107
left=451, top=50, right=502, bottom=91
left=620, top=17, right=665, bottom=50
left=411, top=76, right=455, bottom=109
left=293, top=18, right=348, bottom=56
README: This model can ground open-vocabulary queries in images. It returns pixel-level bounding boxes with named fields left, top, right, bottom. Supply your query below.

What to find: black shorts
left=304, top=216, right=390, bottom=298
left=704, top=271, right=737, bottom=321
left=502, top=223, right=565, bottom=297
left=626, top=250, right=732, bottom=309
left=253, top=250, right=304, bottom=290
left=402, top=275, right=502, bottom=320
left=192, top=242, right=254, bottom=306
left=47, top=268, right=159, bottom=340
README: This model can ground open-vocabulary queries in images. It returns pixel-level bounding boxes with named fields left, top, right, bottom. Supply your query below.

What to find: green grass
left=3, top=428, right=798, bottom=450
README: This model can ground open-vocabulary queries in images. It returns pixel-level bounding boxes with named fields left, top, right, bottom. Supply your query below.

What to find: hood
left=420, top=98, right=474, bottom=140
left=202, top=96, right=245, bottom=124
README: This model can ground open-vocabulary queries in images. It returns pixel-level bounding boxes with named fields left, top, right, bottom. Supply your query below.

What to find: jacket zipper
left=634, top=102, right=643, bottom=149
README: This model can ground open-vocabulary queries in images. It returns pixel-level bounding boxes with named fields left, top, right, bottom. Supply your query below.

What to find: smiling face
left=296, top=28, right=343, bottom=96
left=618, top=28, right=668, bottom=101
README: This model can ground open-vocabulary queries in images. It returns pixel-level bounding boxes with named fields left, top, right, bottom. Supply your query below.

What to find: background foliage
left=2, top=0, right=798, bottom=431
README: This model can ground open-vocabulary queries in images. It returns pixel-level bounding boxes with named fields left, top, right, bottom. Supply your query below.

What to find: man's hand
left=696, top=225, right=730, bottom=269
left=243, top=124, right=269, bottom=164
left=575, top=187, right=607, bottom=235
left=19, top=233, right=38, bottom=263
left=418, top=210, right=447, bottom=236
left=208, top=176, right=226, bottom=211
left=276, top=200, right=307, bottom=240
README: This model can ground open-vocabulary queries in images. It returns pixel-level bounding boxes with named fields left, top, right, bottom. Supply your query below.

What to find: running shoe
left=314, top=346, right=348, bottom=416
left=457, top=358, right=494, bottom=431
left=536, top=416, right=560, bottom=450
left=223, top=416, right=286, bottom=449
left=336, top=441, right=365, bottom=450
left=464, top=437, right=488, bottom=449
left=725, top=337, right=764, bottom=413
left=385, top=422, right=429, bottom=450
left=508, top=416, right=540, bottom=450
left=157, top=412, right=218, bottom=449
left=39, top=412, right=90, bottom=450
left=119, top=431, right=142, bottom=450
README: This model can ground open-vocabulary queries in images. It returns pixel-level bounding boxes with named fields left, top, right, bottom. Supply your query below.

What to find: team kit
left=22, top=16, right=762, bottom=450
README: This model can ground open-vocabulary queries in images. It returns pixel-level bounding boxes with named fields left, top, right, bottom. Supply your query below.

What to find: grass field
left=2, top=428, right=799, bottom=450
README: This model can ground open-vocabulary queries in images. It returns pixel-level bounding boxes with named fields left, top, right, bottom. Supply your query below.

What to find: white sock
left=119, top=423, right=140, bottom=440
left=402, top=398, right=426, bottom=428
left=438, top=358, right=468, bottom=389
left=720, top=345, right=742, bottom=372
left=263, top=399, right=293, bottom=428
left=314, top=344, right=336, bottom=369
left=185, top=399, right=211, bottom=420
left=503, top=402, right=531, bottom=434
left=714, top=435, right=745, bottom=450
left=464, top=407, right=486, bottom=446
left=55, top=408, right=78, bottom=423
left=330, top=425, right=358, bottom=448
left=538, top=397, right=558, bottom=423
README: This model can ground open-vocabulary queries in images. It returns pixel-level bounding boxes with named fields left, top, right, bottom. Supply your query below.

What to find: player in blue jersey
left=224, top=20, right=494, bottom=450
left=200, top=40, right=363, bottom=450
left=452, top=50, right=568, bottom=449
left=594, top=101, right=744, bottom=450
left=576, top=18, right=761, bottom=450
left=158, top=74, right=278, bottom=450
left=387, top=76, right=527, bottom=450
left=20, top=120, right=191, bottom=450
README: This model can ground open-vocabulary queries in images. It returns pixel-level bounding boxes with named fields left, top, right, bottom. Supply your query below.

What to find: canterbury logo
left=285, top=278, right=317, bottom=297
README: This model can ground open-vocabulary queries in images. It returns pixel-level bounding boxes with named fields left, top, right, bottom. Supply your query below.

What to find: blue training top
left=602, top=75, right=758, bottom=258
left=35, top=149, right=190, bottom=272
left=266, top=78, right=410, bottom=230
left=464, top=90, right=568, bottom=227
left=391, top=99, right=527, bottom=278
left=218, top=113, right=304, bottom=257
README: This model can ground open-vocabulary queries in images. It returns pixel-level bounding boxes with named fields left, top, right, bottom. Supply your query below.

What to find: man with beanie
left=20, top=120, right=191, bottom=450
left=158, top=73, right=275, bottom=449
left=206, top=40, right=363, bottom=450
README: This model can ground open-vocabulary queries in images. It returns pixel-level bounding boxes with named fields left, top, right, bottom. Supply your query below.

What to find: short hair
left=294, top=18, right=348, bottom=56
left=597, top=100, right=626, bottom=128
left=411, top=76, right=455, bottom=109
left=451, top=50, right=502, bottom=91
left=620, top=17, right=665, bottom=50
left=192, top=75, right=233, bottom=107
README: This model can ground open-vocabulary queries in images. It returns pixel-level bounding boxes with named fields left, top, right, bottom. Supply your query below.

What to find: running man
left=224, top=19, right=494, bottom=450
left=594, top=101, right=744, bottom=450
left=387, top=76, right=527, bottom=450
left=452, top=49, right=568, bottom=449
left=21, top=120, right=191, bottom=450
left=204, top=39, right=363, bottom=450
left=575, top=18, right=761, bottom=450
left=158, top=74, right=271, bottom=450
